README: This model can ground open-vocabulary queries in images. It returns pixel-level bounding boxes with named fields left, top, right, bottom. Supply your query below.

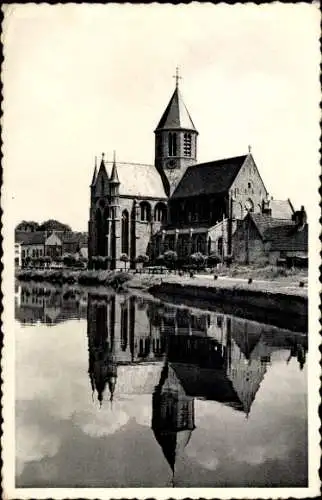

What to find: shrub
left=208, top=253, right=221, bottom=266
left=156, top=254, right=164, bottom=264
left=120, top=253, right=129, bottom=269
left=135, top=254, right=149, bottom=264
left=190, top=252, right=207, bottom=269
left=163, top=250, right=178, bottom=269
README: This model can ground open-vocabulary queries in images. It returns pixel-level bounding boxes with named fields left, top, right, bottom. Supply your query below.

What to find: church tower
left=154, top=68, right=198, bottom=197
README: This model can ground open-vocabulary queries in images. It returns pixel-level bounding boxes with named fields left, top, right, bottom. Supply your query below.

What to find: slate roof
left=15, top=231, right=46, bottom=245
left=249, top=214, right=308, bottom=252
left=269, top=199, right=294, bottom=219
left=264, top=224, right=308, bottom=252
left=104, top=162, right=167, bottom=199
left=15, top=231, right=88, bottom=246
left=155, top=87, right=197, bottom=132
left=249, top=214, right=293, bottom=239
left=171, top=155, right=247, bottom=199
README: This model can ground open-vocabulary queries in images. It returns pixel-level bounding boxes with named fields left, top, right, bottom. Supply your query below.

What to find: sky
left=2, top=3, right=320, bottom=231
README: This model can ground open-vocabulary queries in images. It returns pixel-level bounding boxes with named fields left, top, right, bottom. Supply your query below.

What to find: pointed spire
left=90, top=156, right=98, bottom=186
left=155, top=71, right=197, bottom=132
left=97, top=152, right=108, bottom=177
left=248, top=144, right=252, bottom=154
left=110, top=150, right=120, bottom=184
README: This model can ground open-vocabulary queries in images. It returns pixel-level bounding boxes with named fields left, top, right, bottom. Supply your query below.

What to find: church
left=88, top=69, right=285, bottom=269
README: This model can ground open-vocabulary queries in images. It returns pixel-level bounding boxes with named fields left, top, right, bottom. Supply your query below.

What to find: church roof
left=171, top=155, right=248, bottom=199
left=269, top=199, right=294, bottom=219
left=104, top=162, right=167, bottom=199
left=155, top=87, right=197, bottom=132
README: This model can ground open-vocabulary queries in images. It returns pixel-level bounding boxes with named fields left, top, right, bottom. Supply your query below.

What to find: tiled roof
left=155, top=87, right=197, bottom=132
left=264, top=223, right=308, bottom=252
left=15, top=231, right=46, bottom=245
left=104, top=162, right=167, bottom=199
left=59, top=232, right=88, bottom=244
left=15, top=231, right=88, bottom=246
left=171, top=155, right=247, bottom=199
left=269, top=199, right=294, bottom=219
left=249, top=214, right=293, bottom=239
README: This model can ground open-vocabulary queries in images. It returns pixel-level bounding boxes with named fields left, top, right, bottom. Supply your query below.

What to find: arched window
left=207, top=237, right=212, bottom=255
left=217, top=237, right=223, bottom=258
left=121, top=210, right=129, bottom=254
left=154, top=202, right=167, bottom=223
left=96, top=208, right=105, bottom=256
left=184, top=133, right=192, bottom=157
left=101, top=176, right=105, bottom=195
left=156, top=136, right=163, bottom=158
left=239, top=202, right=244, bottom=219
left=195, top=235, right=204, bottom=253
left=120, top=303, right=128, bottom=352
left=245, top=198, right=254, bottom=213
left=140, top=201, right=151, bottom=222
left=168, top=132, right=177, bottom=156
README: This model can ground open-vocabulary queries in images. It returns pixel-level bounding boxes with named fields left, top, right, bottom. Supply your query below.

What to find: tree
left=208, top=253, right=221, bottom=267
left=163, top=250, right=178, bottom=271
left=62, top=253, right=77, bottom=268
left=156, top=254, right=164, bottom=264
left=15, top=220, right=39, bottom=232
left=190, top=252, right=207, bottom=270
left=120, top=253, right=129, bottom=269
left=38, top=219, right=72, bottom=232
left=135, top=254, right=149, bottom=264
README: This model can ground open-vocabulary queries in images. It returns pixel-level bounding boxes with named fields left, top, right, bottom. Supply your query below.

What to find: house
left=15, top=231, right=46, bottom=265
left=232, top=207, right=308, bottom=265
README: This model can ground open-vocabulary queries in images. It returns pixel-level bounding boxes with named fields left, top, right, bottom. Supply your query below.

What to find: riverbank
left=16, top=268, right=131, bottom=290
left=15, top=267, right=308, bottom=331
left=147, top=275, right=308, bottom=332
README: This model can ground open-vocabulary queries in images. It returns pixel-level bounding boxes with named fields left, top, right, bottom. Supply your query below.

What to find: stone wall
left=230, top=155, right=268, bottom=219
left=232, top=220, right=268, bottom=265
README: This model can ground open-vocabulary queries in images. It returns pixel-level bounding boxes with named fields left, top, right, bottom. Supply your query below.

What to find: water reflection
left=15, top=283, right=308, bottom=483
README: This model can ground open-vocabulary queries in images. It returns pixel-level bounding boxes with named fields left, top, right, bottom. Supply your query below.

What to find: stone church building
left=88, top=72, right=284, bottom=269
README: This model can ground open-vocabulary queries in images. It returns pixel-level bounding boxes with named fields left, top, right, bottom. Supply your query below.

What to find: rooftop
left=171, top=155, right=248, bottom=199
left=104, top=161, right=167, bottom=199
left=155, top=86, right=197, bottom=132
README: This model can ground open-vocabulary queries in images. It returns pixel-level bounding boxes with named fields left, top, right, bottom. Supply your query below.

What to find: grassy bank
left=16, top=268, right=131, bottom=290
left=213, top=263, right=308, bottom=282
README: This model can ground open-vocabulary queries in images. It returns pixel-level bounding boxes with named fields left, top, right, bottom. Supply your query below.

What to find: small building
left=45, top=231, right=62, bottom=259
left=15, top=231, right=46, bottom=265
left=233, top=207, right=308, bottom=266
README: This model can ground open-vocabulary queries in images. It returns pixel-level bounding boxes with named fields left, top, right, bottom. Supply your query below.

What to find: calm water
left=15, top=282, right=308, bottom=488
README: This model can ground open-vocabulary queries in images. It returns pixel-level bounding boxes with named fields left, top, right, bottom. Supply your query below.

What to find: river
left=15, top=282, right=308, bottom=488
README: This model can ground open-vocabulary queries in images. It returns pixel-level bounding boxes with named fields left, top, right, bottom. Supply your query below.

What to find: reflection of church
left=87, top=293, right=167, bottom=403
left=86, top=292, right=308, bottom=476
left=86, top=293, right=307, bottom=410
left=152, top=362, right=195, bottom=476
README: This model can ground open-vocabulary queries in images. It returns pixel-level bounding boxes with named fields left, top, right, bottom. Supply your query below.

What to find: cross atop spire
left=173, top=66, right=182, bottom=88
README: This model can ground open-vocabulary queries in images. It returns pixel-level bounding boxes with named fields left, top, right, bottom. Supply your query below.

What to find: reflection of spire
left=152, top=362, right=195, bottom=476
left=87, top=294, right=118, bottom=405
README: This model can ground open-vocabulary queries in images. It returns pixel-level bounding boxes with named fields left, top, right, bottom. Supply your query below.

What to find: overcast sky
left=2, top=3, right=320, bottom=231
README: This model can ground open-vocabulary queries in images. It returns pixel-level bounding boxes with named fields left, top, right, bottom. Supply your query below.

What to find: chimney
left=292, top=205, right=307, bottom=227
